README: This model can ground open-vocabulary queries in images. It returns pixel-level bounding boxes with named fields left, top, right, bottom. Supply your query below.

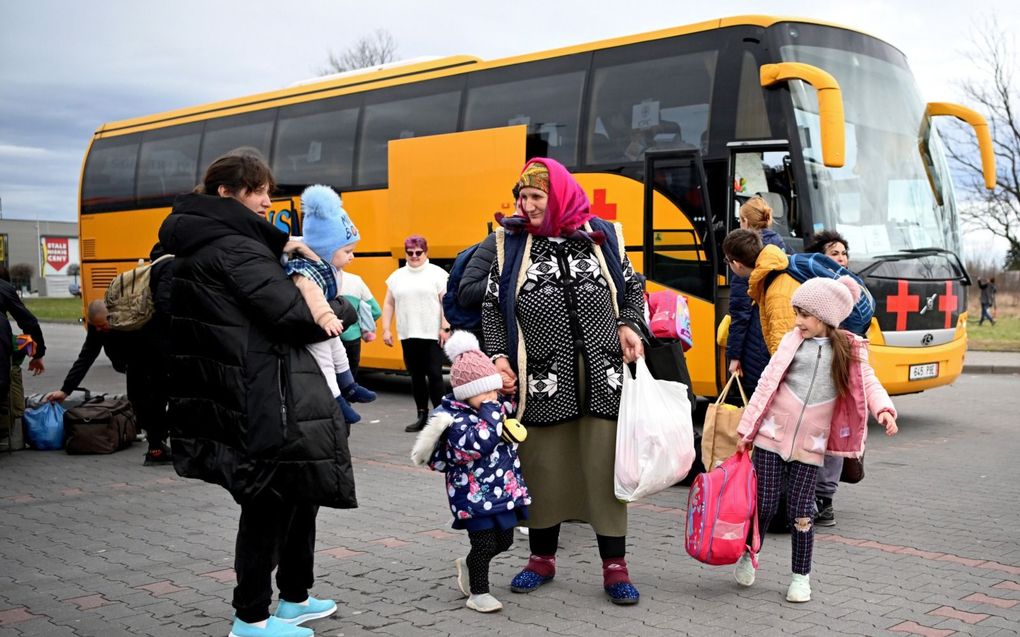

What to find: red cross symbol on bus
left=886, top=280, right=919, bottom=331
left=591, top=189, right=617, bottom=220
left=937, top=280, right=958, bottom=329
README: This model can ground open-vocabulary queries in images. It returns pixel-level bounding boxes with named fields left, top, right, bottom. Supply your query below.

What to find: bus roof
left=97, top=14, right=890, bottom=136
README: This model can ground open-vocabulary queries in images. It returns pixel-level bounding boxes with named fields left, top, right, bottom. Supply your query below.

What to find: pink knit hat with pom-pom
left=444, top=331, right=503, bottom=401
left=791, top=276, right=862, bottom=328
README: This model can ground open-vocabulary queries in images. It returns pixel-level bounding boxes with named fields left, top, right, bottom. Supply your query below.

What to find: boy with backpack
left=722, top=229, right=800, bottom=354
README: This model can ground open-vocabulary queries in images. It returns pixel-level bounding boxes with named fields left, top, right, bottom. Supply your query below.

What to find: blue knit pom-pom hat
left=300, top=184, right=360, bottom=262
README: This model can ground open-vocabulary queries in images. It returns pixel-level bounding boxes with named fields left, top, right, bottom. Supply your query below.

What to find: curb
left=963, top=364, right=1020, bottom=375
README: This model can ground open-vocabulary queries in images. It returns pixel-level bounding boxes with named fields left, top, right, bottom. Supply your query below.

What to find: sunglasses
left=405, top=249, right=424, bottom=257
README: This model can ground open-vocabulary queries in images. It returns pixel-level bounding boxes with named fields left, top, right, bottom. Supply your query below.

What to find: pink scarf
left=495, top=158, right=604, bottom=244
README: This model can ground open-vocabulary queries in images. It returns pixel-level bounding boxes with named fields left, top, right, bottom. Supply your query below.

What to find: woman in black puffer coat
left=158, top=151, right=355, bottom=635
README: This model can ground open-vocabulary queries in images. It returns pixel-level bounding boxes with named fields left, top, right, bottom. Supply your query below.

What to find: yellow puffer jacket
left=746, top=244, right=800, bottom=354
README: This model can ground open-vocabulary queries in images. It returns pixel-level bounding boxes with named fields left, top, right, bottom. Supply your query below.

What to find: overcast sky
left=1, top=0, right=1016, bottom=248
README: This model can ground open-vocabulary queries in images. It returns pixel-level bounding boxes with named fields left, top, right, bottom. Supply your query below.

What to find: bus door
left=642, top=149, right=717, bottom=397
left=726, top=141, right=798, bottom=250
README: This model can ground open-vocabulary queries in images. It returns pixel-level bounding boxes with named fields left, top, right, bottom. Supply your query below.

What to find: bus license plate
left=909, top=362, right=939, bottom=380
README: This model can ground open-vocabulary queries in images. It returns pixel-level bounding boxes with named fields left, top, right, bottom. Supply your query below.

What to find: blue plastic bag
left=23, top=402, right=65, bottom=450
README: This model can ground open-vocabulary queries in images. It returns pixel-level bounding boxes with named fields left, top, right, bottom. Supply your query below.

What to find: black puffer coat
left=158, top=194, right=357, bottom=509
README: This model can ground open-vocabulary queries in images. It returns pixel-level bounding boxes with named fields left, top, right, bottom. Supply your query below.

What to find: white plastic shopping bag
left=614, top=357, right=695, bottom=502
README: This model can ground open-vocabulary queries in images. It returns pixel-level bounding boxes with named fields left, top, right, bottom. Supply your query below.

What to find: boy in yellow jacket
left=722, top=229, right=800, bottom=354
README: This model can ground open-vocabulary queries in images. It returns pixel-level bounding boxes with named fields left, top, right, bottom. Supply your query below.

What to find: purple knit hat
left=791, top=276, right=862, bottom=328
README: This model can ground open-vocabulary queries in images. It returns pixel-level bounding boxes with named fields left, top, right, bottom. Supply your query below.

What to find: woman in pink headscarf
left=481, top=158, right=645, bottom=605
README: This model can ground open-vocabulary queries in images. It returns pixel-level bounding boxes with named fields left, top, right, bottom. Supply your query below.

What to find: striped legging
left=753, top=448, right=819, bottom=575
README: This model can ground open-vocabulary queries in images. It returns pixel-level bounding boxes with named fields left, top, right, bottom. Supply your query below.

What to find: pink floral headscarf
left=495, top=158, right=605, bottom=244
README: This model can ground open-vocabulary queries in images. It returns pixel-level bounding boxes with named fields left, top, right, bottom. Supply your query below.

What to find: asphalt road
left=2, top=323, right=1019, bottom=636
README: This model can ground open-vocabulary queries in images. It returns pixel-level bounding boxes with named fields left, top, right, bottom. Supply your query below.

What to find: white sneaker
left=734, top=552, right=756, bottom=587
left=517, top=526, right=530, bottom=536
left=786, top=573, right=811, bottom=602
left=454, top=557, right=470, bottom=597
left=466, top=593, right=503, bottom=613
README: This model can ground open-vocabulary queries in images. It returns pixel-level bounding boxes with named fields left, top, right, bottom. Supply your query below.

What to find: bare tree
left=323, top=29, right=398, bottom=74
left=943, top=27, right=1020, bottom=269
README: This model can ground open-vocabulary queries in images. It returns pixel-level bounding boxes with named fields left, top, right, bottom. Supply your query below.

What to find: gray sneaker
left=815, top=500, right=835, bottom=527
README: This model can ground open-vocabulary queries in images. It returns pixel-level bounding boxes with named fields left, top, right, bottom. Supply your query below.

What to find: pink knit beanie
left=444, top=331, right=503, bottom=401
left=791, top=276, right=862, bottom=328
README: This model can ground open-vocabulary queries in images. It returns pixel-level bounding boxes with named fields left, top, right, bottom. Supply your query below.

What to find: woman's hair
left=404, top=235, right=428, bottom=252
left=195, top=147, right=275, bottom=196
left=826, top=323, right=854, bottom=397
left=739, top=196, right=773, bottom=230
left=805, top=230, right=848, bottom=255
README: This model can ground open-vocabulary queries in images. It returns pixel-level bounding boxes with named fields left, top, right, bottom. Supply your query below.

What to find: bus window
left=587, top=42, right=717, bottom=165
left=463, top=57, right=587, bottom=167
left=136, top=123, right=202, bottom=204
left=357, top=81, right=463, bottom=187
left=82, top=135, right=140, bottom=212
left=273, top=97, right=360, bottom=190
left=198, top=110, right=277, bottom=173
left=735, top=51, right=770, bottom=139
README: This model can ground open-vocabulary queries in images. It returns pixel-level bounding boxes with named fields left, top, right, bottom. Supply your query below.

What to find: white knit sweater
left=385, top=261, right=448, bottom=340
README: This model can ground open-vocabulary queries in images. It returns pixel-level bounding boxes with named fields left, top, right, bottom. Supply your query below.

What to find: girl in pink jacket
left=733, top=276, right=898, bottom=603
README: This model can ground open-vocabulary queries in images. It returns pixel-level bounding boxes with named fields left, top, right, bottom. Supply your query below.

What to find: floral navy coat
left=411, top=395, right=530, bottom=530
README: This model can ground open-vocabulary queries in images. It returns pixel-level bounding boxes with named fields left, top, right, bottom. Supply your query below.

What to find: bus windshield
left=777, top=27, right=960, bottom=259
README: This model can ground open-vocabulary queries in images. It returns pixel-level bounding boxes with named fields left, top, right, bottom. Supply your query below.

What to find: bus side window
left=586, top=37, right=718, bottom=165
left=198, top=110, right=277, bottom=175
left=463, top=56, right=588, bottom=168
left=273, top=97, right=360, bottom=190
left=82, top=136, right=140, bottom=211
left=356, top=79, right=463, bottom=187
left=136, top=123, right=202, bottom=204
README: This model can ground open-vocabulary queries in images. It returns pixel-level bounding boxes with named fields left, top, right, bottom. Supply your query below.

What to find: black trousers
left=400, top=338, right=445, bottom=411
left=341, top=338, right=362, bottom=379
left=233, top=499, right=319, bottom=623
left=125, top=363, right=169, bottom=448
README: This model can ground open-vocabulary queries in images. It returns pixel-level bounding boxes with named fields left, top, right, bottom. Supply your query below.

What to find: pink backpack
left=685, top=450, right=760, bottom=565
left=646, top=290, right=693, bottom=351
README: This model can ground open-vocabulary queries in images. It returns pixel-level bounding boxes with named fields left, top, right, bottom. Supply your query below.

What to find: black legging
left=400, top=338, right=445, bottom=410
left=341, top=338, right=361, bottom=378
left=467, top=528, right=515, bottom=594
left=528, top=524, right=626, bottom=560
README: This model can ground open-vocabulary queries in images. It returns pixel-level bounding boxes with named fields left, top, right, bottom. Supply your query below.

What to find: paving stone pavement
left=2, top=364, right=1019, bottom=636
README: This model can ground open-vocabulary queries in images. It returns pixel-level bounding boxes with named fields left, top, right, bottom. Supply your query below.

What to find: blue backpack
left=442, top=243, right=483, bottom=331
left=784, top=253, right=875, bottom=336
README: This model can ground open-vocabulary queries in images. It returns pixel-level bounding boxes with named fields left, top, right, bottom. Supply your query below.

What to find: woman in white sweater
left=381, top=235, right=450, bottom=432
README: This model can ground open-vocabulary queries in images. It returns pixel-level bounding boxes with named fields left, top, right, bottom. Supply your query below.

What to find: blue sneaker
left=228, top=616, right=312, bottom=637
left=275, top=596, right=337, bottom=625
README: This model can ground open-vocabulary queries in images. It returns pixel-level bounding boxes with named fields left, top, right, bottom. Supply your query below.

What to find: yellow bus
left=78, top=15, right=994, bottom=397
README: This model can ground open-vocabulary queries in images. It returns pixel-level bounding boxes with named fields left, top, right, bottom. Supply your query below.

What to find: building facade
left=0, top=219, right=79, bottom=297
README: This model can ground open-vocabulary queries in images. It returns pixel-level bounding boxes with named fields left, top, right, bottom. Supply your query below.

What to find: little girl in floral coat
left=411, top=331, right=530, bottom=613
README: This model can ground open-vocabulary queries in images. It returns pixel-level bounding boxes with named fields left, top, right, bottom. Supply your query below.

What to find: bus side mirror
left=925, top=102, right=996, bottom=189
left=760, top=62, right=846, bottom=168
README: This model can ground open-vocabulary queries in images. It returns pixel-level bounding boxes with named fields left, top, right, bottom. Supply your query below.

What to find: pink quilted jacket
left=736, top=330, right=895, bottom=465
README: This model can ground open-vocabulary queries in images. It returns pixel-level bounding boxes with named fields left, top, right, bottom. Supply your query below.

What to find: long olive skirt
left=517, top=415, right=627, bottom=536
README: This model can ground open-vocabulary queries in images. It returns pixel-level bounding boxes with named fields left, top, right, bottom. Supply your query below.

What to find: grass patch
left=22, top=297, right=84, bottom=322
left=968, top=316, right=1020, bottom=351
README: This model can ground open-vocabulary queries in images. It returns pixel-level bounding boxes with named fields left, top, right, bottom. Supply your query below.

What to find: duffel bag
left=64, top=395, right=138, bottom=454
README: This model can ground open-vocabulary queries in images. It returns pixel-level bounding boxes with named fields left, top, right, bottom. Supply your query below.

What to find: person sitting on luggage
left=41, top=298, right=173, bottom=466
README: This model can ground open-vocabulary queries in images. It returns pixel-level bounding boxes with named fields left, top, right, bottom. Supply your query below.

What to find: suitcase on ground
left=64, top=395, right=137, bottom=454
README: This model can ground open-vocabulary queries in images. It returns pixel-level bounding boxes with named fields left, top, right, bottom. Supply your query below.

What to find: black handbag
left=840, top=455, right=865, bottom=484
